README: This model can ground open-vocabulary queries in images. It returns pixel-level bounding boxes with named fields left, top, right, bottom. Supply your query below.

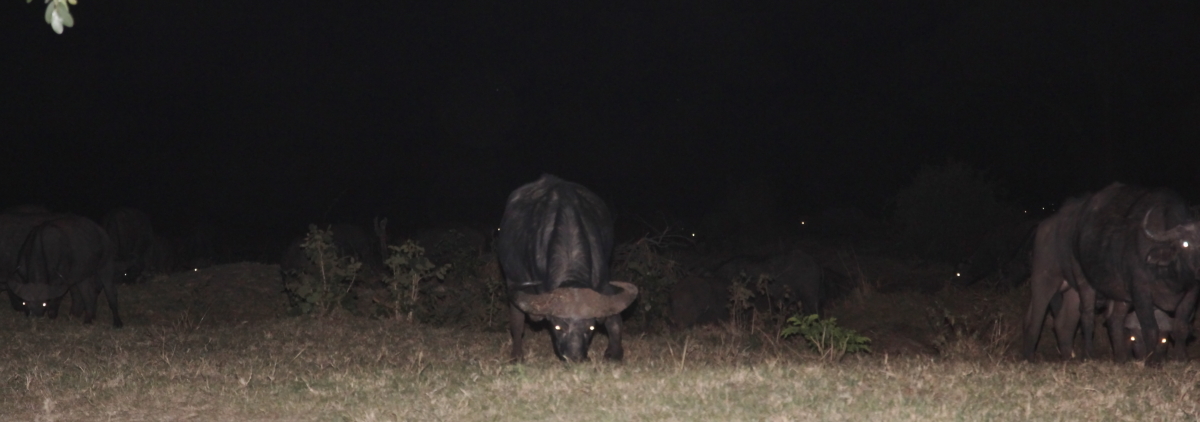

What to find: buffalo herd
left=0, top=204, right=220, bottom=327
left=5, top=178, right=1199, bottom=364
left=1022, top=183, right=1200, bottom=364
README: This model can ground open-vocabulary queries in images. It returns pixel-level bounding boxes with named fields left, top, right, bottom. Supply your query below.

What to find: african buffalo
left=497, top=175, right=638, bottom=362
left=1123, top=307, right=1172, bottom=360
left=0, top=208, right=63, bottom=313
left=955, top=219, right=1039, bottom=288
left=9, top=215, right=122, bottom=327
left=1024, top=183, right=1200, bottom=363
left=102, top=207, right=155, bottom=283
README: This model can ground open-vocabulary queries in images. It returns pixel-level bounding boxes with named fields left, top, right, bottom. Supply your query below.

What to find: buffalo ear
left=1146, top=245, right=1177, bottom=266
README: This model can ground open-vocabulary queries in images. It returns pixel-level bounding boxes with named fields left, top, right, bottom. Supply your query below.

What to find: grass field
left=2, top=262, right=1198, bottom=421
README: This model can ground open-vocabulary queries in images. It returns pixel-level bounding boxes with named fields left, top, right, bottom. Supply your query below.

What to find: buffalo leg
left=1024, top=272, right=1065, bottom=360
left=102, top=278, right=122, bottom=328
left=1107, top=301, right=1131, bottom=362
left=68, top=286, right=86, bottom=319
left=1169, top=285, right=1199, bottom=361
left=1076, top=284, right=1097, bottom=359
left=1052, top=288, right=1080, bottom=359
left=508, top=303, right=526, bottom=362
left=1131, top=285, right=1163, bottom=365
left=602, top=314, right=624, bottom=361
left=78, top=278, right=100, bottom=325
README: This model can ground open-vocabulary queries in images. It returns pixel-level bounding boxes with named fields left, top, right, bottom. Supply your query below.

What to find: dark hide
left=1024, top=183, right=1200, bottom=363
left=497, top=174, right=634, bottom=362
left=102, top=207, right=155, bottom=283
left=9, top=215, right=122, bottom=327
left=955, top=219, right=1039, bottom=288
left=0, top=209, right=63, bottom=313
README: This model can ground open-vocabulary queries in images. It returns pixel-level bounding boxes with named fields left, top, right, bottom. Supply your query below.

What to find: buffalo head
left=1142, top=208, right=1200, bottom=277
left=513, top=281, right=638, bottom=362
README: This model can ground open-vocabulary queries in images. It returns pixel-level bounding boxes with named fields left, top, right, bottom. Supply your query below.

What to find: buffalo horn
left=514, top=281, right=639, bottom=319
left=1143, top=208, right=1196, bottom=242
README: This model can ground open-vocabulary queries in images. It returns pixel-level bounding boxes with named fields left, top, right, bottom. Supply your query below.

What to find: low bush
left=780, top=314, right=871, bottom=360
left=282, top=225, right=363, bottom=316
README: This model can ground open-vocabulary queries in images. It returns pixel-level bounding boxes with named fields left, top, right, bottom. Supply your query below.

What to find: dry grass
left=1, top=263, right=1198, bottom=421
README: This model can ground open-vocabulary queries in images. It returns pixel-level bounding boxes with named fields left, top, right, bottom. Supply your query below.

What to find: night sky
left=2, top=0, right=1199, bottom=251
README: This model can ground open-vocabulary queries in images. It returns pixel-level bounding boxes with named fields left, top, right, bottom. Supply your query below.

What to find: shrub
left=780, top=314, right=871, bottom=360
left=282, top=225, right=363, bottom=316
left=612, top=231, right=684, bottom=330
left=893, top=159, right=1015, bottom=263
left=382, top=240, right=451, bottom=321
left=726, top=271, right=759, bottom=328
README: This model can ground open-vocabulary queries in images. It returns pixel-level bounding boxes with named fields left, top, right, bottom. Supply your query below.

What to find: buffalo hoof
left=604, top=348, right=623, bottom=361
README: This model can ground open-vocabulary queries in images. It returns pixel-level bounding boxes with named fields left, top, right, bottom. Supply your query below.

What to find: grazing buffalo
left=1124, top=307, right=1172, bottom=360
left=1024, top=183, right=1200, bottom=363
left=497, top=175, right=638, bottom=362
left=102, top=207, right=155, bottom=283
left=955, top=219, right=1039, bottom=288
left=0, top=208, right=62, bottom=313
left=9, top=215, right=122, bottom=327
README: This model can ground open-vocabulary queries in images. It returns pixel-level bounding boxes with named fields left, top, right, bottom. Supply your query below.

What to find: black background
left=2, top=0, right=1198, bottom=249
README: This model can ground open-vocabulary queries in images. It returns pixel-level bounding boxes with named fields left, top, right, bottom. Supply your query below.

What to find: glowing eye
left=1183, top=241, right=1190, bottom=248
left=1162, top=338, right=1168, bottom=344
left=21, top=302, right=26, bottom=306
left=554, top=325, right=561, bottom=330
left=801, top=221, right=806, bottom=225
left=1130, top=336, right=1137, bottom=342
left=955, top=273, right=961, bottom=277
left=193, top=268, right=198, bottom=272
left=589, top=326, right=595, bottom=331
left=691, top=233, right=696, bottom=237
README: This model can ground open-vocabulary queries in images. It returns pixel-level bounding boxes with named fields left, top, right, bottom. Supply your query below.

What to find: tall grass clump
left=282, top=225, right=362, bottom=316
left=894, top=159, right=1015, bottom=263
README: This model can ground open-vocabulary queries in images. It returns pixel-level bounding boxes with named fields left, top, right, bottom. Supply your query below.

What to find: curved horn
left=514, top=281, right=639, bottom=319
left=1143, top=208, right=1191, bottom=242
